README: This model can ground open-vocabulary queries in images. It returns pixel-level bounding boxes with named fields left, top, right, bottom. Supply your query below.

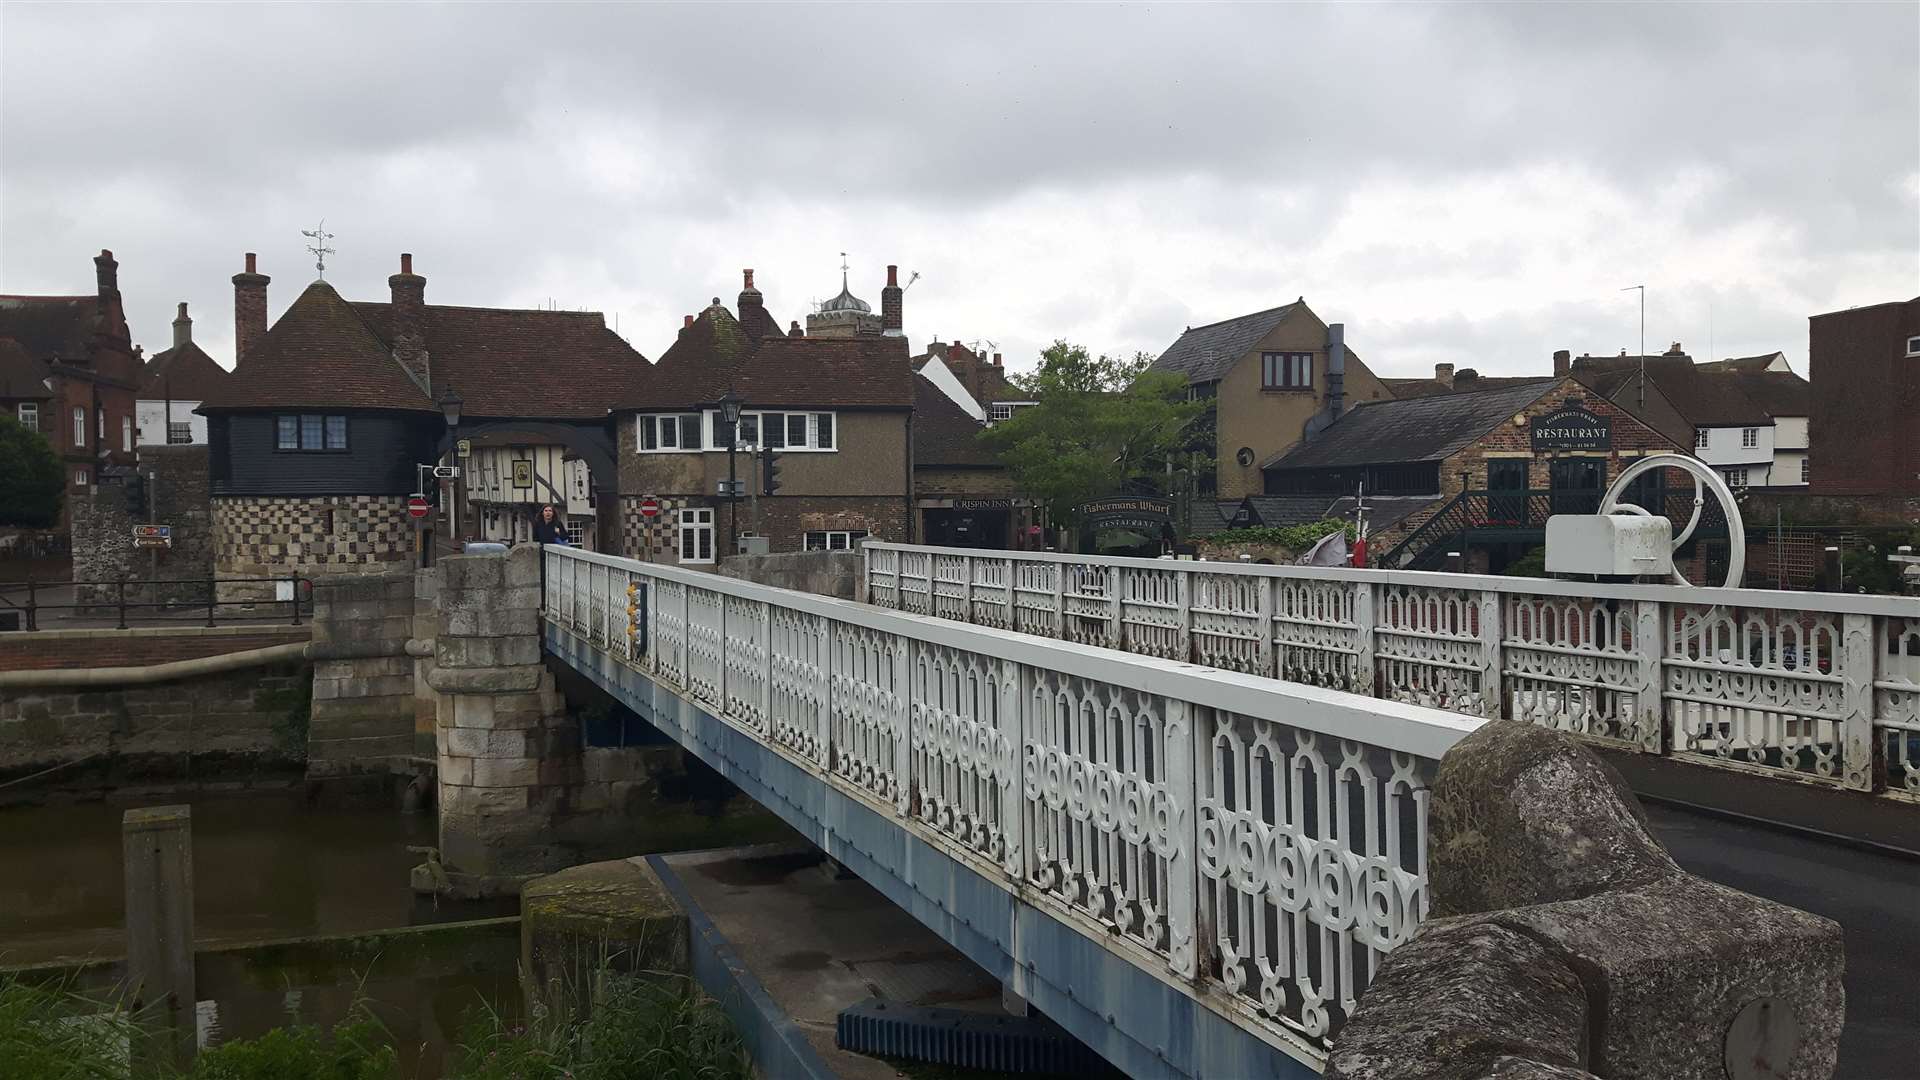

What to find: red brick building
left=0, top=250, right=142, bottom=529
left=1807, top=297, right=1920, bottom=498
left=1262, top=375, right=1686, bottom=571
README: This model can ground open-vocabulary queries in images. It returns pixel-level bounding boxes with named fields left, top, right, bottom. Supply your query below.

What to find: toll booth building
left=1260, top=375, right=1685, bottom=573
left=197, top=252, right=646, bottom=580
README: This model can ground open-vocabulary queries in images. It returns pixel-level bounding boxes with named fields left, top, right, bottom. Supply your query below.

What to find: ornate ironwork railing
left=542, top=544, right=1479, bottom=1063
left=864, top=542, right=1920, bottom=804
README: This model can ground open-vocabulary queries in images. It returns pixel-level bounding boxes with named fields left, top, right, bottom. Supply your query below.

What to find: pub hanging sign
left=1530, top=407, right=1612, bottom=451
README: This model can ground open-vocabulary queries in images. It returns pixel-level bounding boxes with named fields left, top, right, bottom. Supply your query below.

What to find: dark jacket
left=532, top=515, right=569, bottom=545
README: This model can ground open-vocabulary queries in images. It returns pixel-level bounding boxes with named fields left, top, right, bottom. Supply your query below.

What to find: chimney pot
left=94, top=249, right=119, bottom=296
left=401, top=253, right=413, bottom=274
left=172, top=302, right=193, bottom=349
left=1553, top=349, right=1571, bottom=377
left=684, top=314, right=695, bottom=329
left=790, top=320, right=803, bottom=337
left=993, top=352, right=1002, bottom=367
left=245, top=252, right=257, bottom=274
left=886, top=264, right=898, bottom=287
left=743, top=269, right=755, bottom=289
left=1435, top=362, right=1455, bottom=387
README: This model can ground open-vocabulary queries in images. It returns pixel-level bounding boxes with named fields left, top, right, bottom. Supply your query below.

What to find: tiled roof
left=1572, top=354, right=1769, bottom=427
left=1724, top=370, right=1810, bottom=418
left=0, top=338, right=51, bottom=400
left=197, top=282, right=409, bottom=412
left=1150, top=303, right=1297, bottom=384
left=1265, top=380, right=1557, bottom=470
left=1698, top=353, right=1784, bottom=373
left=199, top=280, right=651, bottom=419
left=914, top=374, right=998, bottom=467
left=619, top=302, right=912, bottom=412
left=351, top=300, right=648, bottom=420
left=140, top=341, right=229, bottom=401
left=0, top=295, right=101, bottom=361
left=1382, top=373, right=1544, bottom=399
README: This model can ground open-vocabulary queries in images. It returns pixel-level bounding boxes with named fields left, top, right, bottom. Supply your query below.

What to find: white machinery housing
left=1542, top=453, right=1747, bottom=588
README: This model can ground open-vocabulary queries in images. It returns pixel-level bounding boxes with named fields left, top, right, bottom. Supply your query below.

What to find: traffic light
left=761, top=446, right=781, bottom=497
left=124, top=471, right=148, bottom=519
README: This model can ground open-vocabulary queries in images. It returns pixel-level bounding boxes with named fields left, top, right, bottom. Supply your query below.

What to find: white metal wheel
left=1598, top=453, right=1746, bottom=588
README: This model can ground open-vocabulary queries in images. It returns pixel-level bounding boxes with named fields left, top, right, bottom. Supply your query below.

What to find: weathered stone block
left=429, top=662, right=544, bottom=695
left=520, top=858, right=688, bottom=1014
left=503, top=545, right=543, bottom=590
left=437, top=753, right=474, bottom=787
left=440, top=554, right=505, bottom=593
left=440, top=782, right=530, bottom=815
left=470, top=756, right=542, bottom=788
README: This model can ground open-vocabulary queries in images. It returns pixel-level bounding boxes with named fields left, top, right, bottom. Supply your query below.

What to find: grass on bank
left=0, top=969, right=750, bottom=1080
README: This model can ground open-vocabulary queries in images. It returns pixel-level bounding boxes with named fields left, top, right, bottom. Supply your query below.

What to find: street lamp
left=718, top=389, right=744, bottom=556
left=439, top=387, right=464, bottom=544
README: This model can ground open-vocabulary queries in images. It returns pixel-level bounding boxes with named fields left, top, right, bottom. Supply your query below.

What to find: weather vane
left=302, top=220, right=336, bottom=280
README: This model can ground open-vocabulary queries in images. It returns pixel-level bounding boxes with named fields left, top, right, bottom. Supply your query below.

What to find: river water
left=0, top=791, right=521, bottom=1076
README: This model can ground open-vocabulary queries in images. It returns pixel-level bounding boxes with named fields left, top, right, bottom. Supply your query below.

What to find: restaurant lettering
left=1530, top=407, right=1612, bottom=451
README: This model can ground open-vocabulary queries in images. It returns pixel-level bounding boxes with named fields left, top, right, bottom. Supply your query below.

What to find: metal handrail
left=0, top=576, right=312, bottom=631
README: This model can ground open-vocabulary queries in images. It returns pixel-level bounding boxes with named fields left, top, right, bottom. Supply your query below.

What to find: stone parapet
left=305, top=569, right=418, bottom=779
left=1326, top=722, right=1843, bottom=1080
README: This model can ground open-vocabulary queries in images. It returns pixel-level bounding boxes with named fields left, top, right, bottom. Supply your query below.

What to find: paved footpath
left=1646, top=803, right=1920, bottom=1080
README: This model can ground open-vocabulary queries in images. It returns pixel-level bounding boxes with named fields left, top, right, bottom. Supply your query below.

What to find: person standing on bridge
left=532, top=504, right=570, bottom=546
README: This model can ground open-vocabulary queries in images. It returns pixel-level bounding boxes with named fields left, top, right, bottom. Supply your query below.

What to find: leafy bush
left=0, top=415, right=63, bottom=530
left=0, top=976, right=138, bottom=1080
left=1202, top=518, right=1354, bottom=550
left=1502, top=547, right=1551, bottom=579
left=186, top=1003, right=398, bottom=1080
left=447, top=974, right=749, bottom=1080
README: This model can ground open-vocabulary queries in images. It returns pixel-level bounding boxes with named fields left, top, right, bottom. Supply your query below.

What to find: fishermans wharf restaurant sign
left=1080, top=496, right=1173, bottom=532
left=1530, top=406, right=1612, bottom=452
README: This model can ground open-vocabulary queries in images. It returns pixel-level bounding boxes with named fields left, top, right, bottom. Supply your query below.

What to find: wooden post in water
left=123, top=805, right=195, bottom=1069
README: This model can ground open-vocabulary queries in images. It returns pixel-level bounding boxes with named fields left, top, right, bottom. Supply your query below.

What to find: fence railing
left=863, top=542, right=1920, bottom=805
left=0, top=577, right=311, bottom=631
left=541, top=544, right=1481, bottom=1062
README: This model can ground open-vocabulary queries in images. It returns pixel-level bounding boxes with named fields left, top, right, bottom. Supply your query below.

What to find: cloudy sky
left=3, top=3, right=1915, bottom=381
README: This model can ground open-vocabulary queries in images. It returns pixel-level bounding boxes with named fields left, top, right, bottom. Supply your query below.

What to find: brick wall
left=0, top=660, right=310, bottom=797
left=916, top=467, right=1018, bottom=496
left=621, top=493, right=907, bottom=562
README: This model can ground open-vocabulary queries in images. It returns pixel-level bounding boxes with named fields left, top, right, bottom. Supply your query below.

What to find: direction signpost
left=131, top=524, right=172, bottom=550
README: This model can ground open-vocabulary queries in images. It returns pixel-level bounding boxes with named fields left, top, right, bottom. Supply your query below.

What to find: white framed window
left=564, top=521, right=586, bottom=547
left=1261, top=351, right=1312, bottom=389
left=989, top=403, right=1014, bottom=421
left=682, top=410, right=837, bottom=452
left=638, top=413, right=704, bottom=452
left=121, top=416, right=132, bottom=451
left=1800, top=457, right=1810, bottom=484
left=16, top=402, right=37, bottom=431
left=72, top=406, right=86, bottom=447
left=677, top=507, right=715, bottom=564
left=804, top=529, right=868, bottom=551
left=1726, top=467, right=1748, bottom=488
left=1740, top=427, right=1759, bottom=449
left=756, top=411, right=811, bottom=450
left=1906, top=335, right=1920, bottom=357
left=167, top=421, right=192, bottom=445
left=1694, top=428, right=1709, bottom=449
left=72, top=467, right=88, bottom=488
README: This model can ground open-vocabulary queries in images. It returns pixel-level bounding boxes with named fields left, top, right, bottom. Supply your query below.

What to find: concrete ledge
left=0, top=641, right=310, bottom=689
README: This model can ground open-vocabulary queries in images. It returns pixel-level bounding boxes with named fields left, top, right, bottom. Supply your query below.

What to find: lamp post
left=439, top=387, right=464, bottom=546
left=718, top=389, right=744, bottom=556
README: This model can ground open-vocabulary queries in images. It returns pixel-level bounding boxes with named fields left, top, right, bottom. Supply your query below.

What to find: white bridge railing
left=542, top=545, right=1480, bottom=1064
left=864, top=542, right=1920, bottom=803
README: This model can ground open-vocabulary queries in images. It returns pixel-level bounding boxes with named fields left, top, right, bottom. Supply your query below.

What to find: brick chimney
left=232, top=252, right=270, bottom=367
left=94, top=249, right=118, bottom=297
left=1435, top=362, right=1454, bottom=388
left=738, top=268, right=763, bottom=320
left=683, top=314, right=695, bottom=333
left=1326, top=323, right=1346, bottom=420
left=881, top=265, right=903, bottom=337
left=172, top=302, right=193, bottom=349
left=992, top=352, right=1002, bottom=367
left=789, top=320, right=803, bottom=337
left=1553, top=349, right=1571, bottom=377
left=388, top=253, right=430, bottom=391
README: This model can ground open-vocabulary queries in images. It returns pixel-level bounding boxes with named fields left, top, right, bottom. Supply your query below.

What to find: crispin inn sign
left=1530, top=406, right=1613, bottom=452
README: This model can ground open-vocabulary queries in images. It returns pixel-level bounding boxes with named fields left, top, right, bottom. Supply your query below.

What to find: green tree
left=0, top=415, right=62, bottom=529
left=981, top=341, right=1204, bottom=531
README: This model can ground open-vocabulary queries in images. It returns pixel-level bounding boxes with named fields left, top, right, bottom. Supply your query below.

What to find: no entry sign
left=638, top=497, right=661, bottom=519
left=407, top=495, right=431, bottom=519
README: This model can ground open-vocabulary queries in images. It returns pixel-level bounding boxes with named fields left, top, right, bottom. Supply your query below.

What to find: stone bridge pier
left=427, top=545, right=577, bottom=894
